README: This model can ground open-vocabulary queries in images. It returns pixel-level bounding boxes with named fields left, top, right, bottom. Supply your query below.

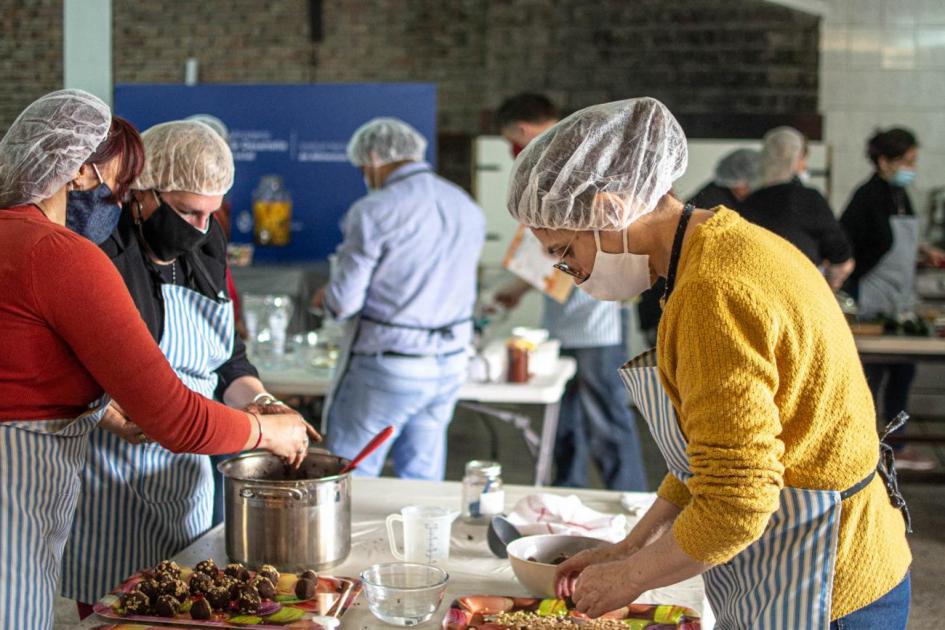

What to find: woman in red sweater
left=0, top=90, right=318, bottom=629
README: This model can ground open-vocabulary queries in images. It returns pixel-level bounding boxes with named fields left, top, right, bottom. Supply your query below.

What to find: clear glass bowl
left=360, top=562, right=449, bottom=626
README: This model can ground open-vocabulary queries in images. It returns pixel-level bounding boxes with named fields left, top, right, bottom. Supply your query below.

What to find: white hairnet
left=186, top=114, right=229, bottom=142
left=507, top=97, right=688, bottom=232
left=0, top=89, right=111, bottom=208
left=134, top=120, right=234, bottom=196
left=714, top=148, right=761, bottom=188
left=347, top=117, right=428, bottom=167
left=760, top=126, right=805, bottom=186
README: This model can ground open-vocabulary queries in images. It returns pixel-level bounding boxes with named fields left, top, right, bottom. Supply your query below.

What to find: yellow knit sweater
left=655, top=208, right=910, bottom=620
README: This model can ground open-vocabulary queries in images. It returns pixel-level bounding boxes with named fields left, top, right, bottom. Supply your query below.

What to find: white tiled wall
left=820, top=0, right=945, bottom=218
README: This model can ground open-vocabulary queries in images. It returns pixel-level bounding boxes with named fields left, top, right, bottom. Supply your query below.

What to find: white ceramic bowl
left=506, top=534, right=607, bottom=597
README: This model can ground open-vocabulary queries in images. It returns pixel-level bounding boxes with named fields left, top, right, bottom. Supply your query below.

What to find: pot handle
left=239, top=486, right=305, bottom=501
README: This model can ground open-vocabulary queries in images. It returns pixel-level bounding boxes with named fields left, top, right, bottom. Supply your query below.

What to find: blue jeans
left=554, top=345, right=648, bottom=491
left=326, top=352, right=467, bottom=480
left=830, top=573, right=910, bottom=629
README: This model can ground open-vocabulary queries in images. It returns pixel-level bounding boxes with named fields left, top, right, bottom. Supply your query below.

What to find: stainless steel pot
left=218, top=449, right=351, bottom=571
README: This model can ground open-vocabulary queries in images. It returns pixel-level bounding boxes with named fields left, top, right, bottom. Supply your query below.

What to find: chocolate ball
left=190, top=597, right=213, bottom=620
left=159, top=576, right=189, bottom=600
left=134, top=578, right=160, bottom=602
left=154, top=594, right=180, bottom=618
left=237, top=585, right=261, bottom=614
left=295, top=577, right=317, bottom=600
left=120, top=590, right=150, bottom=615
left=298, top=569, right=318, bottom=583
left=194, top=559, right=219, bottom=578
left=189, top=571, right=214, bottom=595
left=251, top=575, right=276, bottom=600
left=258, top=564, right=280, bottom=586
left=206, top=585, right=231, bottom=611
left=154, top=560, right=181, bottom=579
left=224, top=562, right=251, bottom=582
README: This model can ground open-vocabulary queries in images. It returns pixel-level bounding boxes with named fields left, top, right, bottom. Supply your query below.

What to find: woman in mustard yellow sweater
left=507, top=98, right=911, bottom=630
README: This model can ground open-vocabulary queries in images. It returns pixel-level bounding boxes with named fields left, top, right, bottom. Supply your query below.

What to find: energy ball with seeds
left=190, top=597, right=213, bottom=620
left=194, top=559, right=218, bottom=577
left=224, top=562, right=251, bottom=582
left=189, top=571, right=214, bottom=595
left=237, top=584, right=261, bottom=614
left=258, top=564, right=280, bottom=586
left=154, top=594, right=180, bottom=617
left=251, top=575, right=276, bottom=600
left=120, top=590, right=150, bottom=615
left=154, top=560, right=181, bottom=579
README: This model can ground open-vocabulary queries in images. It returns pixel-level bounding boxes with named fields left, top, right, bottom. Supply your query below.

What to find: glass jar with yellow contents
left=253, top=175, right=292, bottom=246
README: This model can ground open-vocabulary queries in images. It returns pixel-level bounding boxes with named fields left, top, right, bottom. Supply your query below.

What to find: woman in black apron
left=506, top=98, right=911, bottom=629
left=840, top=127, right=945, bottom=471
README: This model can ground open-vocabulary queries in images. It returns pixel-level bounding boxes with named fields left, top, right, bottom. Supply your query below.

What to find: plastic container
left=253, top=175, right=292, bottom=246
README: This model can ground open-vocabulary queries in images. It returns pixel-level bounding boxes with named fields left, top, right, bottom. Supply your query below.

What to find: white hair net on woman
left=134, top=120, right=234, bottom=196
left=507, top=97, right=688, bottom=232
left=346, top=117, right=428, bottom=167
left=714, top=148, right=761, bottom=188
left=0, top=89, right=111, bottom=208
left=759, top=126, right=805, bottom=186
left=185, top=114, right=229, bottom=142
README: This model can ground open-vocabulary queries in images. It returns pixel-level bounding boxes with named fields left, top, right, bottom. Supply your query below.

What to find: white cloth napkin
left=505, top=493, right=628, bottom=543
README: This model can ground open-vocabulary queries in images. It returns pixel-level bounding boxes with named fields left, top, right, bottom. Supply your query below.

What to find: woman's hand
left=554, top=542, right=632, bottom=599
left=99, top=402, right=151, bottom=445
left=255, top=411, right=322, bottom=469
left=572, top=558, right=644, bottom=619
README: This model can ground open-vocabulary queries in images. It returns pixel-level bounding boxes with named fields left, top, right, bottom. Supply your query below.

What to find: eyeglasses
left=551, top=234, right=588, bottom=281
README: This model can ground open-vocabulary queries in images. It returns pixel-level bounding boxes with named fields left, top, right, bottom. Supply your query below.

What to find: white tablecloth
left=78, top=478, right=713, bottom=628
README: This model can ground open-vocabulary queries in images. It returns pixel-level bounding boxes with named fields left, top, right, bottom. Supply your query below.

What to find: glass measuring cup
left=386, top=506, right=459, bottom=567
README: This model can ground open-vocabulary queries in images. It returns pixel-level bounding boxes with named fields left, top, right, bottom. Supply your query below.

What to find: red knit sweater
left=0, top=205, right=249, bottom=454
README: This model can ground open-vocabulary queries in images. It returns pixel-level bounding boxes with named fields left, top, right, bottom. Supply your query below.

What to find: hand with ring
left=253, top=408, right=322, bottom=469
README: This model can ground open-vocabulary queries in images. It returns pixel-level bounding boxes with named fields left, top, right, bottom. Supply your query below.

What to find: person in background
left=61, top=120, right=305, bottom=612
left=0, top=90, right=314, bottom=630
left=840, top=127, right=945, bottom=471
left=509, top=96, right=910, bottom=629
left=742, top=126, right=854, bottom=290
left=494, top=93, right=648, bottom=491
left=312, top=118, right=485, bottom=479
left=187, top=113, right=247, bottom=523
left=639, top=148, right=761, bottom=345
left=688, top=147, right=760, bottom=210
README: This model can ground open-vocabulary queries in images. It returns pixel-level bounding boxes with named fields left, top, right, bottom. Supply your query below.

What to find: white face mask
left=577, top=229, right=651, bottom=301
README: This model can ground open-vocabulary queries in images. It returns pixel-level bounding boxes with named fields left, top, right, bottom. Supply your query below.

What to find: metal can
left=462, top=460, right=505, bottom=524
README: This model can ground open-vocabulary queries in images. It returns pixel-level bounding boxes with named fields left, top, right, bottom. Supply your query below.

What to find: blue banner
left=115, top=83, right=437, bottom=263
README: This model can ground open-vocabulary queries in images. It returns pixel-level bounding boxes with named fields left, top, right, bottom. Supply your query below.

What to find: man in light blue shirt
left=496, top=94, right=647, bottom=491
left=313, top=118, right=485, bottom=479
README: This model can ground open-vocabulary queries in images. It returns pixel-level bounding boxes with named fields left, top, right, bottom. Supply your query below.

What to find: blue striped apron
left=61, top=282, right=234, bottom=603
left=620, top=349, right=846, bottom=630
left=0, top=396, right=108, bottom=629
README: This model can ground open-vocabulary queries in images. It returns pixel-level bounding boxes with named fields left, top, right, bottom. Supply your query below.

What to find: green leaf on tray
left=228, top=614, right=264, bottom=625
left=274, top=594, right=306, bottom=603
left=179, top=598, right=193, bottom=613
left=264, top=607, right=306, bottom=624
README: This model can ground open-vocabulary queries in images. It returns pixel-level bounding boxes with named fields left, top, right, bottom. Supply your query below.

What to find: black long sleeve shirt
left=839, top=173, right=914, bottom=291
left=100, top=211, right=258, bottom=399
left=741, top=181, right=852, bottom=265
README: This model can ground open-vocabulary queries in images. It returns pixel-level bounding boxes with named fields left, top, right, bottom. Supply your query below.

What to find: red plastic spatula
left=338, top=425, right=395, bottom=474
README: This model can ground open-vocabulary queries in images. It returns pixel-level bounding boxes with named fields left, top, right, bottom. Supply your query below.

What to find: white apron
left=0, top=396, right=109, bottom=629
left=858, top=214, right=919, bottom=319
left=62, top=282, right=234, bottom=603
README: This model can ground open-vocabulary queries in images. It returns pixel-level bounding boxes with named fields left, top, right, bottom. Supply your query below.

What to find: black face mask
left=138, top=193, right=209, bottom=261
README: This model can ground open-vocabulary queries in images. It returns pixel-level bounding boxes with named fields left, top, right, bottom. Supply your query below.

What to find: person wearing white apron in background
left=62, top=120, right=315, bottom=611
left=841, top=127, right=945, bottom=472
left=0, top=91, right=312, bottom=630
left=506, top=98, right=912, bottom=629
left=312, top=118, right=484, bottom=480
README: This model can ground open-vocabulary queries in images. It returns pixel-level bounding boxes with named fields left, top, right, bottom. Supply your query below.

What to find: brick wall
left=0, top=0, right=63, bottom=132
left=1, top=0, right=820, bottom=185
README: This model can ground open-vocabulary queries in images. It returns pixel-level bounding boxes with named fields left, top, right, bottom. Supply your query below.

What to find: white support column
left=63, top=0, right=112, bottom=106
